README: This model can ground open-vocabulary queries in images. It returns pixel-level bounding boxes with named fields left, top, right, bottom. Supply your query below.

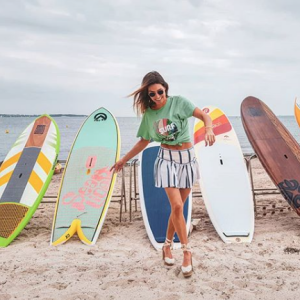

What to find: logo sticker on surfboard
left=94, top=113, right=107, bottom=122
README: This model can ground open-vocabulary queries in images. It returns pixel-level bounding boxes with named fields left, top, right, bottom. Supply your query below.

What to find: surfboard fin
left=52, top=219, right=92, bottom=246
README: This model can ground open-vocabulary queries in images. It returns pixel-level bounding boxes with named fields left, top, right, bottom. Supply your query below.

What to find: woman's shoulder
left=169, top=95, right=190, bottom=102
left=169, top=95, right=183, bottom=100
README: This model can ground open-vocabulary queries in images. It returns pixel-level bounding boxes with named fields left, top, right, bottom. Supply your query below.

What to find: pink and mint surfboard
left=51, top=108, right=120, bottom=245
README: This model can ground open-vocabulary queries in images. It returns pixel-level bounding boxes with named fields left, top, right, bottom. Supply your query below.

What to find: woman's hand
left=205, top=128, right=215, bottom=147
left=110, top=138, right=150, bottom=173
left=193, top=107, right=216, bottom=147
left=110, top=158, right=126, bottom=173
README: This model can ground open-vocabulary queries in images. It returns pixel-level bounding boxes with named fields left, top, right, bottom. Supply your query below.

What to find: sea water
left=0, top=115, right=300, bottom=161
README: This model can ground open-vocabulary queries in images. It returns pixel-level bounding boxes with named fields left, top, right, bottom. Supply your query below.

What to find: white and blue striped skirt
left=154, top=147, right=200, bottom=189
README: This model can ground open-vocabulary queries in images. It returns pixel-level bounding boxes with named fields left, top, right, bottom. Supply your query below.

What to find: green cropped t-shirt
left=136, top=95, right=196, bottom=145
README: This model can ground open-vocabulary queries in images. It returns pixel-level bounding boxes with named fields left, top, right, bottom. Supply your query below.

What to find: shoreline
left=2, top=115, right=300, bottom=162
left=0, top=158, right=300, bottom=299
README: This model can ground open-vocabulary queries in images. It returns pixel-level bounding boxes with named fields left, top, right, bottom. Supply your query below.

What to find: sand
left=1, top=157, right=300, bottom=300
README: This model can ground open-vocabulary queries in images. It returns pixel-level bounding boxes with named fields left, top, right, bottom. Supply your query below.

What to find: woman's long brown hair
left=129, top=71, right=169, bottom=115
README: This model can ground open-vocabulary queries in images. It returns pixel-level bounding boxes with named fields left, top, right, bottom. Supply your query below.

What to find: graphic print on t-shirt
left=154, top=119, right=179, bottom=141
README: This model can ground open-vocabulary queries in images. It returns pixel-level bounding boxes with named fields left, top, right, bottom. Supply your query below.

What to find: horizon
left=0, top=113, right=296, bottom=118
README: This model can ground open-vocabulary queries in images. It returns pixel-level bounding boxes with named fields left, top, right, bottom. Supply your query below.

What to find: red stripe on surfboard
left=194, top=127, right=206, bottom=144
left=214, top=122, right=232, bottom=135
left=194, top=114, right=232, bottom=144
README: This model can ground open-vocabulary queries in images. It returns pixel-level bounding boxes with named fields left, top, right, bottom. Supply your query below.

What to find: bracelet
left=205, top=126, right=213, bottom=129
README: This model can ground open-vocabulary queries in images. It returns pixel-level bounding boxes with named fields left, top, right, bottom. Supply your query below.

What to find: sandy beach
left=1, top=157, right=300, bottom=300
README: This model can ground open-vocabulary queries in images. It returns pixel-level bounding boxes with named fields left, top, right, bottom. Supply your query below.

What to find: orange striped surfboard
left=194, top=106, right=254, bottom=243
left=0, top=115, right=60, bottom=247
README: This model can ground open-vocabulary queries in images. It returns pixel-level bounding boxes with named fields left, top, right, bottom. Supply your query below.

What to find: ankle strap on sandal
left=181, top=244, right=192, bottom=252
left=163, top=238, right=173, bottom=248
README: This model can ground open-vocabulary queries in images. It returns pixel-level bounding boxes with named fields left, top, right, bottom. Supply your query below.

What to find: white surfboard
left=194, top=106, right=254, bottom=243
left=138, top=142, right=192, bottom=250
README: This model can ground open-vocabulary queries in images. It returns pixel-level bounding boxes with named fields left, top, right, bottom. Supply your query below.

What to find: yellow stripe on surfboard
left=194, top=107, right=223, bottom=131
left=37, top=151, right=52, bottom=174
left=0, top=152, right=22, bottom=173
left=0, top=171, right=14, bottom=187
left=294, top=97, right=300, bottom=127
left=28, top=170, right=44, bottom=194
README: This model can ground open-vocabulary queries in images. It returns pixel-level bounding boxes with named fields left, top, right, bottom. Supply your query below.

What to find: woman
left=111, top=71, right=215, bottom=277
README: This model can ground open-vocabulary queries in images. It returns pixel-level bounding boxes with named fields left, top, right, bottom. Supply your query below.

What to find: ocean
left=1, top=115, right=300, bottom=162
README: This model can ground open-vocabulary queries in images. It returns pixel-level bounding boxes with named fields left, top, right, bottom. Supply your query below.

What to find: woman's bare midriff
left=161, top=142, right=193, bottom=150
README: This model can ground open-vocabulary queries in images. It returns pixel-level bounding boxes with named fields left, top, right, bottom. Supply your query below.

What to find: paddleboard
left=294, top=97, right=300, bottom=127
left=0, top=115, right=60, bottom=247
left=138, top=142, right=192, bottom=250
left=194, top=106, right=254, bottom=243
left=241, top=96, right=300, bottom=216
left=51, top=107, right=120, bottom=245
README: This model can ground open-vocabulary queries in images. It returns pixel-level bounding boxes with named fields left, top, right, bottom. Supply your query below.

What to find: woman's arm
left=110, top=138, right=150, bottom=172
left=193, top=107, right=215, bottom=146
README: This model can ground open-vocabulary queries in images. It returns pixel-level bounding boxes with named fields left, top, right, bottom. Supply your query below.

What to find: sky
left=0, top=0, right=299, bottom=116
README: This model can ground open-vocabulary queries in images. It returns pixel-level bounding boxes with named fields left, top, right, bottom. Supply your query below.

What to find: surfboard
left=194, top=106, right=254, bottom=243
left=241, top=96, right=300, bottom=216
left=51, top=108, right=120, bottom=246
left=0, top=115, right=60, bottom=247
left=138, top=142, right=192, bottom=250
left=294, top=97, right=300, bottom=127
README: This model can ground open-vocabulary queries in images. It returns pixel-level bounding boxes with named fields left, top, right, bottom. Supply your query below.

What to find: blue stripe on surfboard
left=141, top=145, right=189, bottom=243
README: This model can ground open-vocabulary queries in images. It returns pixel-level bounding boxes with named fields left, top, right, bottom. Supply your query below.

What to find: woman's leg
left=165, top=188, right=191, bottom=240
left=164, top=187, right=192, bottom=268
left=164, top=188, right=191, bottom=260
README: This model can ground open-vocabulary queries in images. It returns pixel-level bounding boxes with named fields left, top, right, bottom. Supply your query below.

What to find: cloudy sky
left=0, top=0, right=299, bottom=116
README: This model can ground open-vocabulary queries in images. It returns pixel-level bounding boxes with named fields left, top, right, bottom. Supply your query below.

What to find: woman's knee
left=171, top=202, right=183, bottom=216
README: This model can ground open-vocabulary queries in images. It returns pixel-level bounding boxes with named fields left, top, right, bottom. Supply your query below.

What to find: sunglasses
left=148, top=89, right=164, bottom=98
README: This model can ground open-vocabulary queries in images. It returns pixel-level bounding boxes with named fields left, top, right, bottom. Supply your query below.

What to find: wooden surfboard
left=0, top=115, right=60, bottom=247
left=241, top=96, right=300, bottom=216
left=194, top=106, right=254, bottom=243
left=51, top=107, right=120, bottom=246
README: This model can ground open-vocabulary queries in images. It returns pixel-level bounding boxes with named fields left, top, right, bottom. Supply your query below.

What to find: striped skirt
left=154, top=147, right=200, bottom=189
